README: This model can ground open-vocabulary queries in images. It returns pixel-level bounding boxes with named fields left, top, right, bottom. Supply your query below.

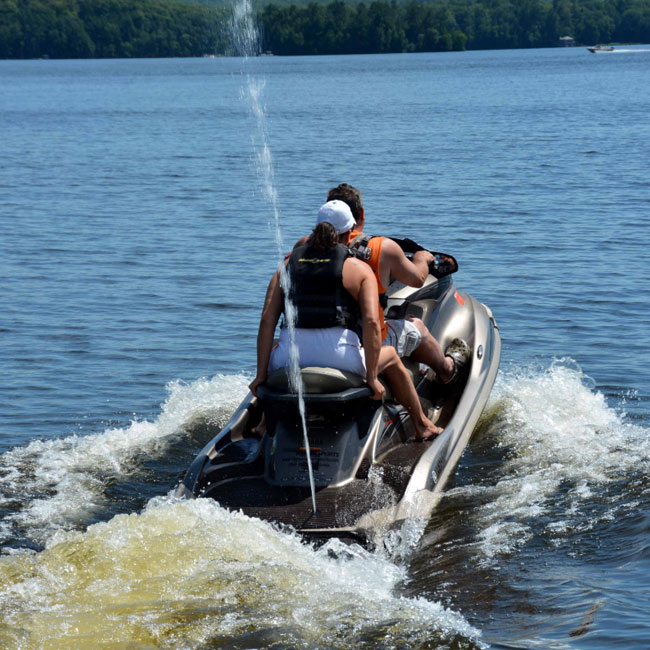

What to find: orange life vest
left=350, top=229, right=388, bottom=341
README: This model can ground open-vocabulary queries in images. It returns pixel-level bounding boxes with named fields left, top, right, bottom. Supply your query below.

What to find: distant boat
left=588, top=45, right=614, bottom=53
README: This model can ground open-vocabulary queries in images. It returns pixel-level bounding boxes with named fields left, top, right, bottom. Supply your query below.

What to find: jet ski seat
left=266, top=367, right=365, bottom=394
left=262, top=357, right=420, bottom=400
left=258, top=366, right=370, bottom=405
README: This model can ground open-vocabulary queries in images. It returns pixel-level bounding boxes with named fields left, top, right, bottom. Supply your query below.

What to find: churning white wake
left=0, top=497, right=483, bottom=649
left=611, top=47, right=650, bottom=54
left=0, top=374, right=250, bottom=548
left=448, top=359, right=650, bottom=564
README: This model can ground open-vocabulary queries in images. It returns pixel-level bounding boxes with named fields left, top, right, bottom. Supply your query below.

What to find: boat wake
left=0, top=497, right=483, bottom=650
left=445, top=359, right=650, bottom=565
left=0, top=375, right=250, bottom=549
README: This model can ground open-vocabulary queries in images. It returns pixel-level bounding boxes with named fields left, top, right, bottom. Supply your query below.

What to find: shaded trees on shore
left=0, top=0, right=225, bottom=59
left=1, top=0, right=650, bottom=59
left=260, top=0, right=650, bottom=55
left=1, top=0, right=94, bottom=58
left=259, top=1, right=466, bottom=55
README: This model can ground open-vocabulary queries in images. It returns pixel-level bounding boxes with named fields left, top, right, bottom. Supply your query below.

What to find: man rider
left=326, top=183, right=469, bottom=384
left=249, top=200, right=440, bottom=441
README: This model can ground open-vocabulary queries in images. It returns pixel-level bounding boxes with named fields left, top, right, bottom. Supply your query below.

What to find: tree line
left=0, top=0, right=227, bottom=59
left=260, top=0, right=650, bottom=55
left=1, top=0, right=650, bottom=59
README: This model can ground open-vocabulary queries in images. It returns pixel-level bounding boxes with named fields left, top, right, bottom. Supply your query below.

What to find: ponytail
left=308, top=222, right=338, bottom=249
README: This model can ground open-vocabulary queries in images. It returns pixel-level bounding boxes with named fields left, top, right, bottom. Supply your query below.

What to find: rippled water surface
left=1, top=46, right=650, bottom=648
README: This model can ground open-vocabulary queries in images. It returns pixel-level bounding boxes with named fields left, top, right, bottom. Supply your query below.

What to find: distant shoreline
left=7, top=43, right=649, bottom=63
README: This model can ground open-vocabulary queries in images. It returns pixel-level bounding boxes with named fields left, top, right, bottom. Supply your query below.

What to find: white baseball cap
left=316, top=200, right=355, bottom=235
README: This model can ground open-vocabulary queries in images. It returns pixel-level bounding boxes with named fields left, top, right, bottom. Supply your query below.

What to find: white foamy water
left=449, top=360, right=650, bottom=564
left=0, top=497, right=482, bottom=649
left=0, top=375, right=250, bottom=548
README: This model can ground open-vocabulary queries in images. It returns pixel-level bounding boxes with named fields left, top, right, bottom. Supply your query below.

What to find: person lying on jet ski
left=249, top=200, right=441, bottom=441
left=326, top=183, right=469, bottom=385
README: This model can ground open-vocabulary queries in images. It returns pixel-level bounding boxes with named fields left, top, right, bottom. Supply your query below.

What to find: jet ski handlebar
left=389, top=236, right=458, bottom=278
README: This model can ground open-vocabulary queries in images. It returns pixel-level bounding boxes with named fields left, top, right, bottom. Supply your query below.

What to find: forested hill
left=2, top=0, right=650, bottom=59
left=0, top=0, right=227, bottom=58
left=260, top=0, right=650, bottom=55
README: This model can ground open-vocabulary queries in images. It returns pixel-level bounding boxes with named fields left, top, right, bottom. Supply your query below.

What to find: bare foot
left=413, top=418, right=443, bottom=441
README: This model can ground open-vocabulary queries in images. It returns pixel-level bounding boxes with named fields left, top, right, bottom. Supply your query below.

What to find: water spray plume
left=230, top=0, right=259, bottom=58
left=233, top=0, right=317, bottom=513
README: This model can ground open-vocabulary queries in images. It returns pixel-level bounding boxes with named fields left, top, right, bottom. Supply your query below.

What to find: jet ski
left=176, top=239, right=501, bottom=545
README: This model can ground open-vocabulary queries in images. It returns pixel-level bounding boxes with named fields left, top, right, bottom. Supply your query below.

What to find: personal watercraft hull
left=176, top=254, right=500, bottom=544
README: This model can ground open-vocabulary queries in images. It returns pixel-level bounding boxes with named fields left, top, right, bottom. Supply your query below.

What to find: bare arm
left=249, top=270, right=283, bottom=396
left=343, top=258, right=385, bottom=400
left=381, top=238, right=434, bottom=288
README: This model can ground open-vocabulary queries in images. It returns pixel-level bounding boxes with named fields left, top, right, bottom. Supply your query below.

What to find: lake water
left=1, top=46, right=649, bottom=649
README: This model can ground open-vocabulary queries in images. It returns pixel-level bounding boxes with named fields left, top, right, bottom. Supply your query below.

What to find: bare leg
left=251, top=413, right=265, bottom=438
left=377, top=346, right=441, bottom=440
left=410, top=318, right=455, bottom=382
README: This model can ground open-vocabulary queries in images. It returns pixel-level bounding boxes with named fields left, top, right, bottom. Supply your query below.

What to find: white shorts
left=383, top=318, right=421, bottom=357
left=269, top=327, right=366, bottom=376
